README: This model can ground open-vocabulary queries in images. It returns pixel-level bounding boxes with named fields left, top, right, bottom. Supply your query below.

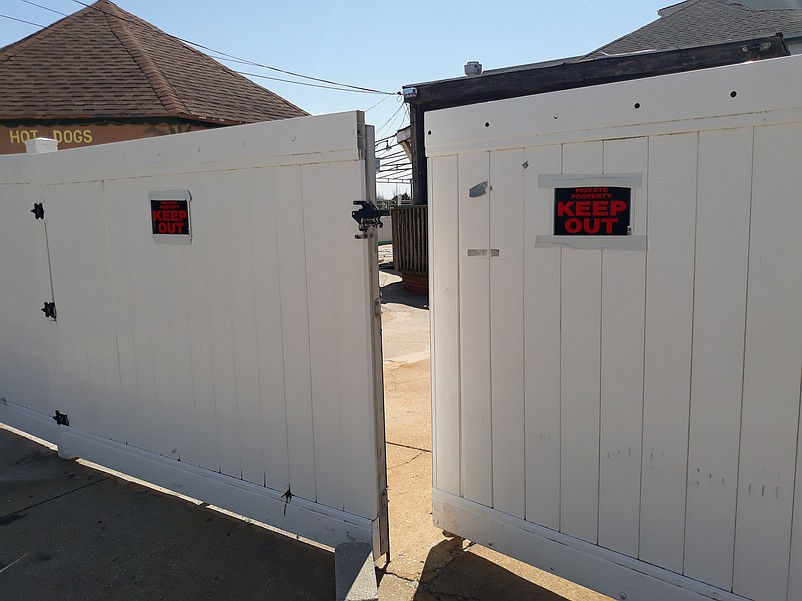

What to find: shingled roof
left=587, top=0, right=802, bottom=58
left=0, top=0, right=308, bottom=124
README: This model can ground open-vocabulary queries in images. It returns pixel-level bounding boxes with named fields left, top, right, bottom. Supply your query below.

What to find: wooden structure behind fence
left=391, top=206, right=428, bottom=295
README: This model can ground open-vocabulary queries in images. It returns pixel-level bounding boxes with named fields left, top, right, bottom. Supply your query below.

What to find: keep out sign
left=554, top=187, right=631, bottom=235
left=151, top=199, right=190, bottom=237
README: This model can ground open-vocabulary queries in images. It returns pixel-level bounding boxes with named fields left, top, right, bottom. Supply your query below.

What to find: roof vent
left=464, top=61, right=483, bottom=76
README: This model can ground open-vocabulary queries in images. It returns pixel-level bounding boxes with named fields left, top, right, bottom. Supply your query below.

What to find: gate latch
left=41, top=302, right=56, bottom=319
left=352, top=201, right=389, bottom=239
left=32, top=203, right=45, bottom=220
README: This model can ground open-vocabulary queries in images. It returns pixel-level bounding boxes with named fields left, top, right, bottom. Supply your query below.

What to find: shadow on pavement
left=412, top=538, right=568, bottom=601
left=0, top=427, right=334, bottom=601
left=380, top=274, right=429, bottom=310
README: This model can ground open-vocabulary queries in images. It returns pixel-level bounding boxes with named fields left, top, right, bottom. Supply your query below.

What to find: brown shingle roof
left=586, top=0, right=802, bottom=58
left=0, top=0, right=308, bottom=123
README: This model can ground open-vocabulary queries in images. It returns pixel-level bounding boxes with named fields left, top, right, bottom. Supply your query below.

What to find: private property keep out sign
left=151, top=199, right=190, bottom=236
left=554, top=187, right=631, bottom=235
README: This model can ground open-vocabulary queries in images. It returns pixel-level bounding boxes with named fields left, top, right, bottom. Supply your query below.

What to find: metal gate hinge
left=32, top=203, right=45, bottom=219
left=52, top=410, right=69, bottom=426
left=41, top=301, right=56, bottom=319
left=352, top=201, right=389, bottom=239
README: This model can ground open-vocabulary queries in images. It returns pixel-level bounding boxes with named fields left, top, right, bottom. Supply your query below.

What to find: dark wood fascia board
left=0, top=116, right=234, bottom=128
left=0, top=115, right=242, bottom=127
left=404, top=35, right=789, bottom=112
left=404, top=34, right=788, bottom=205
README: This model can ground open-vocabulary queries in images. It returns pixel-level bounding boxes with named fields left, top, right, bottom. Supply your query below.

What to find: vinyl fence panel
left=427, top=55, right=802, bottom=601
left=0, top=112, right=388, bottom=556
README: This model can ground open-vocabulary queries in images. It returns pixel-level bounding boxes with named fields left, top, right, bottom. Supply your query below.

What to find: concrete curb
left=335, top=542, right=378, bottom=601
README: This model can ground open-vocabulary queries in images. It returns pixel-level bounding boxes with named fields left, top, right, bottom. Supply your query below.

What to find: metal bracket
left=741, top=40, right=774, bottom=60
left=32, top=203, right=44, bottom=220
left=52, top=410, right=69, bottom=426
left=41, top=301, right=56, bottom=319
left=352, top=201, right=389, bottom=239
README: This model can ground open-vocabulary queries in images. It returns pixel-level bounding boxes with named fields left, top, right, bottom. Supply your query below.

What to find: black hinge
left=52, top=410, right=69, bottom=426
left=352, top=201, right=389, bottom=239
left=32, top=203, right=45, bottom=220
left=41, top=301, right=56, bottom=319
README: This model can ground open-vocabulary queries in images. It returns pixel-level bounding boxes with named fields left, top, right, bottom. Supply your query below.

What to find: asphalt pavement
left=0, top=425, right=333, bottom=600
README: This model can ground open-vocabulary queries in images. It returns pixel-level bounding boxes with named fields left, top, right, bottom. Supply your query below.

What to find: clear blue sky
left=1, top=0, right=670, bottom=193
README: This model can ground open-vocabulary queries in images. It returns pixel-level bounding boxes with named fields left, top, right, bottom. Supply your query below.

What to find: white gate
left=426, top=56, right=802, bottom=601
left=0, top=111, right=388, bottom=557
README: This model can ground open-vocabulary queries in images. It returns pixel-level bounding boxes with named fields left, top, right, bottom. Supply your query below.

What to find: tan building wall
left=0, top=122, right=217, bottom=154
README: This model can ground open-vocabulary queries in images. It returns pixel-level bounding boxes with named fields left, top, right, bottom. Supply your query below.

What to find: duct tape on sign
left=150, top=190, right=192, bottom=244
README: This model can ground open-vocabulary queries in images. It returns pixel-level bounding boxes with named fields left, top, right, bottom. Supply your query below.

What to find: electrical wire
left=10, top=0, right=402, bottom=104
left=68, top=0, right=397, bottom=95
left=375, top=147, right=406, bottom=156
left=19, top=0, right=68, bottom=18
left=377, top=150, right=408, bottom=157
left=238, top=70, right=386, bottom=93
left=376, top=144, right=411, bottom=182
left=365, top=93, right=395, bottom=113
left=8, top=2, right=412, bottom=182
left=0, top=12, right=98, bottom=42
left=378, top=156, right=410, bottom=163
left=7, top=0, right=410, bottom=140
left=0, top=12, right=50, bottom=28
left=375, top=102, right=408, bottom=138
left=3, top=9, right=390, bottom=97
left=374, top=134, right=398, bottom=145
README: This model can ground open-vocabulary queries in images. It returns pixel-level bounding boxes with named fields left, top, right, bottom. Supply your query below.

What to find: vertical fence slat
left=391, top=205, right=428, bottom=293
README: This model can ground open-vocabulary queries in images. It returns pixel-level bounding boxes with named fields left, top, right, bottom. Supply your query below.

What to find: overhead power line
left=20, top=0, right=68, bottom=18
left=5, top=2, right=398, bottom=97
left=375, top=133, right=408, bottom=146
left=0, top=12, right=98, bottom=42
left=1, top=12, right=49, bottom=28
left=364, top=93, right=396, bottom=113
left=67, top=0, right=397, bottom=95
left=375, top=103, right=408, bottom=137
left=3, top=11, right=391, bottom=97
left=238, top=71, right=387, bottom=93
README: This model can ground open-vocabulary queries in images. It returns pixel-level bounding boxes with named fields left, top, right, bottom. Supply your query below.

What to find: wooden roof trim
left=0, top=113, right=243, bottom=125
left=404, top=34, right=789, bottom=110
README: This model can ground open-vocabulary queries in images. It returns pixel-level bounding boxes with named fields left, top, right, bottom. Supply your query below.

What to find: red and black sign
left=151, top=199, right=190, bottom=236
left=554, top=187, right=631, bottom=236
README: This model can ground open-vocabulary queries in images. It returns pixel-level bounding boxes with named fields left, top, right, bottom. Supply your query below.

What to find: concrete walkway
left=0, top=426, right=333, bottom=600
left=0, top=250, right=610, bottom=601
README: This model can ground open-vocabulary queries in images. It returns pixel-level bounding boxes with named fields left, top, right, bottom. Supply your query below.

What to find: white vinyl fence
left=0, top=111, right=388, bottom=556
left=426, top=55, right=802, bottom=601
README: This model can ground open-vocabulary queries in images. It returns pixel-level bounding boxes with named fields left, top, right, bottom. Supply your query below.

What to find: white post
left=25, top=137, right=59, bottom=154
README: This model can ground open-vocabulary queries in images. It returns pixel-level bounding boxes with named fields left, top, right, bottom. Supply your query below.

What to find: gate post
left=25, top=138, right=59, bottom=154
